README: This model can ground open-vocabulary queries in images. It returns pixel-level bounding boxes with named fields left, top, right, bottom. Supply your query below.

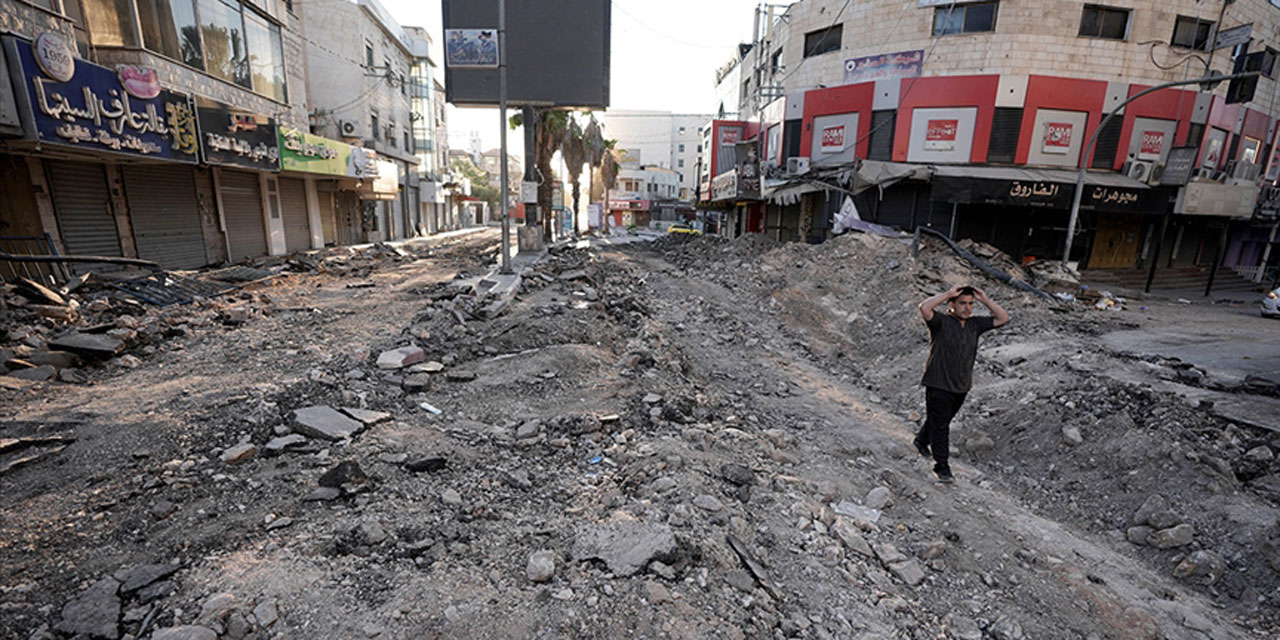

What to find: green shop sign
left=278, top=128, right=379, bottom=178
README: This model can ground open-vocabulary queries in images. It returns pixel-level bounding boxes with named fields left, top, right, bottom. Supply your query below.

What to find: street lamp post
left=1062, top=71, right=1261, bottom=266
left=497, top=0, right=512, bottom=274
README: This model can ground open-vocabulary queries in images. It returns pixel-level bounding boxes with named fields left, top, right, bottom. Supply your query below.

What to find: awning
left=765, top=161, right=929, bottom=205
left=930, top=165, right=1150, bottom=189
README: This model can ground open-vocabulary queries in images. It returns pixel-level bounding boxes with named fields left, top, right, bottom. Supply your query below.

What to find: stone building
left=707, top=0, right=1280, bottom=290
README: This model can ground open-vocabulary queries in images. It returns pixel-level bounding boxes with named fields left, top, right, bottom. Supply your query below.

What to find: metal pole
left=1063, top=71, right=1260, bottom=265
left=497, top=0, right=511, bottom=274
left=1205, top=222, right=1229, bottom=297
left=1145, top=212, right=1170, bottom=293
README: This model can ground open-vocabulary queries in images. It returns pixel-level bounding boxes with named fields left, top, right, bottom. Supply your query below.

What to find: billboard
left=843, top=49, right=923, bottom=85
left=279, top=128, right=379, bottom=178
left=444, top=29, right=499, bottom=68
left=442, top=0, right=610, bottom=108
left=197, top=101, right=280, bottom=171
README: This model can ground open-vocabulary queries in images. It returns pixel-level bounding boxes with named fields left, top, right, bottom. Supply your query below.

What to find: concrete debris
left=150, top=626, right=218, bottom=640
left=376, top=346, right=426, bottom=370
left=54, top=577, right=120, bottom=639
left=526, top=550, right=556, bottom=583
left=292, top=406, right=364, bottom=441
left=220, top=443, right=257, bottom=464
left=571, top=522, right=679, bottom=577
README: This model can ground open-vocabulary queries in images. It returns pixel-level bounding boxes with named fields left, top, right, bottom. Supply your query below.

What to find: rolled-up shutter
left=278, top=177, right=310, bottom=253
left=121, top=165, right=207, bottom=269
left=45, top=161, right=121, bottom=260
left=219, top=170, right=267, bottom=261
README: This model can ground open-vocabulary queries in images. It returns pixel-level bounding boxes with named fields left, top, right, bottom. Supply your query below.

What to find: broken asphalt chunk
left=49, top=333, right=125, bottom=358
left=55, top=577, right=120, bottom=639
left=114, top=564, right=180, bottom=594
left=292, top=406, right=363, bottom=441
left=338, top=407, right=392, bottom=425
left=318, top=461, right=368, bottom=488
left=404, top=456, right=447, bottom=473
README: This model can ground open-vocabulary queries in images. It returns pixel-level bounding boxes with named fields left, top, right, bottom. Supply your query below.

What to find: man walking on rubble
left=915, top=284, right=1010, bottom=483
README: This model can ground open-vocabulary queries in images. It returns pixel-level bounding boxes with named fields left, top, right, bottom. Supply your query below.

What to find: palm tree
left=510, top=109, right=571, bottom=241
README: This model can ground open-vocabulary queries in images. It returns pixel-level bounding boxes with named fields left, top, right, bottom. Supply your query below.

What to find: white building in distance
left=600, top=110, right=710, bottom=201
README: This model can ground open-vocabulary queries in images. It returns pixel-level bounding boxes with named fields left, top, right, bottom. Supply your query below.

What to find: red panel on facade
left=1241, top=107, right=1269, bottom=142
left=892, top=75, right=998, bottom=163
left=1114, top=85, right=1198, bottom=170
left=799, top=82, right=877, bottom=159
left=708, top=120, right=760, bottom=177
left=1017, top=75, right=1108, bottom=165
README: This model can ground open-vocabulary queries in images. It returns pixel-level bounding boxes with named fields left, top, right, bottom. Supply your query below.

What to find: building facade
left=706, top=0, right=1280, bottom=288
left=1, top=0, right=457, bottom=285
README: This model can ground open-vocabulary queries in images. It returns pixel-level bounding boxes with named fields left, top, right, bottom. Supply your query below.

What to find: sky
left=381, top=0, right=767, bottom=154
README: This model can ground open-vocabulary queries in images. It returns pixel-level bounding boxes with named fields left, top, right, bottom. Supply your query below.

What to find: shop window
left=136, top=0, right=203, bottom=67
left=199, top=0, right=250, bottom=88
left=1171, top=16, right=1213, bottom=51
left=61, top=0, right=93, bottom=57
left=803, top=24, right=841, bottom=58
left=83, top=0, right=141, bottom=47
left=934, top=1, right=998, bottom=36
left=244, top=9, right=286, bottom=101
left=1079, top=5, right=1129, bottom=40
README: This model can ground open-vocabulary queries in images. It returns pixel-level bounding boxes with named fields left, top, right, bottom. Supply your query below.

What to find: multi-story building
left=0, top=0, right=460, bottom=282
left=600, top=110, right=709, bottom=202
left=301, top=0, right=424, bottom=242
left=479, top=148, right=522, bottom=192
left=706, top=0, right=1280, bottom=289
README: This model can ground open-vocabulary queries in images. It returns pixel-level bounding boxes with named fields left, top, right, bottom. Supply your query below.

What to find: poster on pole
left=444, top=29, right=499, bottom=68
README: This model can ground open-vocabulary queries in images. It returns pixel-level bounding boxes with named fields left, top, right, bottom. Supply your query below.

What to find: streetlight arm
left=1062, top=71, right=1261, bottom=264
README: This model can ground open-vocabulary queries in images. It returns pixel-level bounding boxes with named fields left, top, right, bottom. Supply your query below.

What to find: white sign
left=1042, top=122, right=1073, bottom=154
left=520, top=180, right=537, bottom=204
left=1214, top=23, right=1252, bottom=51
left=34, top=32, right=75, bottom=83
left=820, top=125, right=845, bottom=153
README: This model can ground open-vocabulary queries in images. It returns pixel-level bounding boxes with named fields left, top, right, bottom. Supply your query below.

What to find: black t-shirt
left=921, top=313, right=997, bottom=393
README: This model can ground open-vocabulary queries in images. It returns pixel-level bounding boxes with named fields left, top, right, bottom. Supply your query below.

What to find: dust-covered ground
left=2, top=226, right=1278, bottom=640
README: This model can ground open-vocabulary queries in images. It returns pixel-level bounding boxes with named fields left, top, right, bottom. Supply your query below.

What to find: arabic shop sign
left=197, top=102, right=279, bottom=171
left=711, top=170, right=737, bottom=201
left=279, top=127, right=378, bottom=178
left=8, top=35, right=198, bottom=162
left=934, top=177, right=1165, bottom=213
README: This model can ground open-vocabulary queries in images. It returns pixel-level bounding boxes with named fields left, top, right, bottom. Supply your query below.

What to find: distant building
left=479, top=149, right=522, bottom=192
left=600, top=110, right=710, bottom=201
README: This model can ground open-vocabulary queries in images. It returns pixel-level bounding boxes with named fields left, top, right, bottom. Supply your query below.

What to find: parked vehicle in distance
left=667, top=223, right=702, bottom=236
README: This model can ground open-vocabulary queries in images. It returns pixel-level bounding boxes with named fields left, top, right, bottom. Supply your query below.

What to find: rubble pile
left=3, top=228, right=1276, bottom=639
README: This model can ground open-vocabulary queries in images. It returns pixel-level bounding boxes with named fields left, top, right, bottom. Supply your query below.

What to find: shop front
left=3, top=33, right=201, bottom=272
left=197, top=99, right=283, bottom=263
left=279, top=128, right=379, bottom=247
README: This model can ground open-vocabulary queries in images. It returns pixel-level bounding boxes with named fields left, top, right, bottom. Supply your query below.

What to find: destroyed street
left=2, top=228, right=1280, bottom=640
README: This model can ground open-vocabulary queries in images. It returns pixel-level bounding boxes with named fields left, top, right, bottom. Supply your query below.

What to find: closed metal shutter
left=45, top=161, right=121, bottom=260
left=868, top=110, right=896, bottom=161
left=121, top=165, right=207, bottom=269
left=987, top=108, right=1024, bottom=164
left=278, top=177, right=311, bottom=253
left=219, top=170, right=267, bottom=261
left=1091, top=116, right=1125, bottom=169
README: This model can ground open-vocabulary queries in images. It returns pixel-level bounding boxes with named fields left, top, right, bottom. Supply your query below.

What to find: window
left=365, top=40, right=374, bottom=67
left=199, top=0, right=250, bottom=88
left=678, top=159, right=685, bottom=168
left=400, top=73, right=407, bottom=96
left=371, top=112, right=379, bottom=139
left=934, top=2, right=998, bottom=36
left=1265, top=47, right=1279, bottom=78
left=136, top=0, right=203, bottom=67
left=62, top=0, right=92, bottom=57
left=1079, top=5, right=1128, bottom=40
left=678, top=143, right=685, bottom=153
left=803, top=24, right=842, bottom=57
left=741, top=79, right=750, bottom=102
left=244, top=9, right=286, bottom=101
left=82, top=0, right=141, bottom=47
left=383, top=56, right=391, bottom=74
left=770, top=49, right=783, bottom=74
left=679, top=126, right=686, bottom=135
left=1171, top=16, right=1213, bottom=50
left=404, top=131, right=411, bottom=152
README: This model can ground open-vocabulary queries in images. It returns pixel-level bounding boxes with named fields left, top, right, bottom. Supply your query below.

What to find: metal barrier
left=0, top=234, right=68, bottom=285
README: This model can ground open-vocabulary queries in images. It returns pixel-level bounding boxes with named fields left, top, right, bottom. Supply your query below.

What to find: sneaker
left=913, top=437, right=931, bottom=458
left=935, top=470, right=955, bottom=484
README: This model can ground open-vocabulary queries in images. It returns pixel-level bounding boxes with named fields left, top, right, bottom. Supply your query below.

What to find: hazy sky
left=381, top=0, right=766, bottom=153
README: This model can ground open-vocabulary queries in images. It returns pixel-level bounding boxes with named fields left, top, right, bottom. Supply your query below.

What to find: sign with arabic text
left=933, top=176, right=1167, bottom=213
left=1161, top=147, right=1197, bottom=186
left=8, top=36, right=198, bottom=162
left=843, top=49, right=923, bottom=85
left=197, top=102, right=279, bottom=171
left=279, top=127, right=378, bottom=178
left=924, top=119, right=957, bottom=151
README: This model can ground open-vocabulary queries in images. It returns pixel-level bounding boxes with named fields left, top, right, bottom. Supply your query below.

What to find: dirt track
left=2, top=228, right=1278, bottom=640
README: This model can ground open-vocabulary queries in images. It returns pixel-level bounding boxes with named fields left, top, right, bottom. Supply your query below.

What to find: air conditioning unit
left=786, top=157, right=810, bottom=175
left=1125, top=159, right=1155, bottom=182
left=1147, top=162, right=1165, bottom=186
left=1232, top=161, right=1261, bottom=182
left=339, top=120, right=358, bottom=138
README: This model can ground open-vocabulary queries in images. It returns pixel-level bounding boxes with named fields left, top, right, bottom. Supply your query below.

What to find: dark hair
left=957, top=286, right=976, bottom=297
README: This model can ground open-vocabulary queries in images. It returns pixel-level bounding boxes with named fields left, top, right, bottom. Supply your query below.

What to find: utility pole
left=497, top=0, right=511, bottom=273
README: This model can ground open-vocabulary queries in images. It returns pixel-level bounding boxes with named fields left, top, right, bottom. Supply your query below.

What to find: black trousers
left=918, top=386, right=967, bottom=473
